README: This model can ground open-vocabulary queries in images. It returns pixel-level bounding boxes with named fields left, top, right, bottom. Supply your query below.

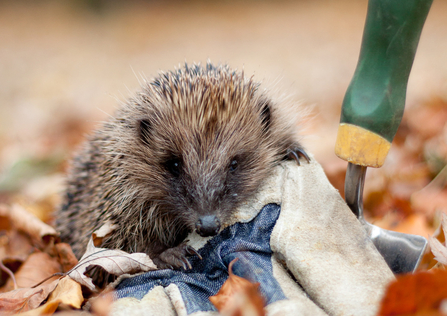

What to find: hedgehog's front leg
left=153, top=242, right=202, bottom=270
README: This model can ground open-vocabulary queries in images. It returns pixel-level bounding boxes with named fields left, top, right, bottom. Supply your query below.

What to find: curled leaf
left=67, top=238, right=156, bottom=291
left=46, top=276, right=83, bottom=309
left=0, top=204, right=58, bottom=245
left=92, top=221, right=117, bottom=247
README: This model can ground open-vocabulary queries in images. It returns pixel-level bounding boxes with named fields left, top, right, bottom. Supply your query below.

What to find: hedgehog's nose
left=195, top=215, right=221, bottom=237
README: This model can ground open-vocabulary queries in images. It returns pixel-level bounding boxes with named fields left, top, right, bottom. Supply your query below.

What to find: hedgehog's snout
left=195, top=215, right=221, bottom=237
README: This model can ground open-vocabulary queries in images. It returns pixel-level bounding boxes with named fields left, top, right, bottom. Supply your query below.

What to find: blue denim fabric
left=115, top=203, right=286, bottom=314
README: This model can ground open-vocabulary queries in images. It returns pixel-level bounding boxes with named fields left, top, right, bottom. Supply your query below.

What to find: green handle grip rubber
left=335, top=0, right=432, bottom=167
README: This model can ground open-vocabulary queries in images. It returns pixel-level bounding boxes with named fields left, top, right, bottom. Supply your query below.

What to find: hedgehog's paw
left=285, top=147, right=310, bottom=166
left=153, top=242, right=202, bottom=270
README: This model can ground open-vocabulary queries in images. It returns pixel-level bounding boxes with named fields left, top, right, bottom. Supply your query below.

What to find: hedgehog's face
left=132, top=93, right=278, bottom=238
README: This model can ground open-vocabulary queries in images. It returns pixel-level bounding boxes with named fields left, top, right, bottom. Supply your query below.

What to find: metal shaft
left=344, top=163, right=367, bottom=221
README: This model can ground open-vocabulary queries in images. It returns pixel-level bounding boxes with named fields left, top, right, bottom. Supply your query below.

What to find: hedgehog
left=55, top=63, right=309, bottom=270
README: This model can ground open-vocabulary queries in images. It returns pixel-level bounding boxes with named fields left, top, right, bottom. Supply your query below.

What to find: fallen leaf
left=4, top=277, right=84, bottom=315
left=67, top=237, right=156, bottom=291
left=209, top=258, right=265, bottom=316
left=46, top=276, right=83, bottom=309
left=429, top=213, right=447, bottom=267
left=11, top=252, right=61, bottom=289
left=0, top=204, right=59, bottom=245
left=92, top=221, right=117, bottom=247
left=0, top=279, right=59, bottom=314
left=378, top=269, right=447, bottom=316
left=417, top=213, right=446, bottom=270
left=0, top=229, right=34, bottom=260
left=16, top=299, right=59, bottom=316
left=54, top=243, right=78, bottom=273
left=429, top=237, right=447, bottom=266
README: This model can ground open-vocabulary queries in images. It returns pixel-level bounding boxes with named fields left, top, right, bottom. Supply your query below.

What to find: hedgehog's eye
left=229, top=159, right=238, bottom=172
left=165, top=158, right=182, bottom=177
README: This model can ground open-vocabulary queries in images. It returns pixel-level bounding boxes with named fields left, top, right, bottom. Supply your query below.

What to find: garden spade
left=335, top=0, right=432, bottom=274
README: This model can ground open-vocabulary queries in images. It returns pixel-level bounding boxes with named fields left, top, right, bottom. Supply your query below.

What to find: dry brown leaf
left=0, top=279, right=59, bottom=314
left=11, top=252, right=61, bottom=289
left=0, top=204, right=59, bottom=245
left=417, top=214, right=446, bottom=270
left=9, top=277, right=83, bottom=316
left=378, top=269, right=447, bottom=316
left=67, top=238, right=156, bottom=291
left=429, top=237, right=447, bottom=266
left=0, top=229, right=34, bottom=261
left=16, top=299, right=59, bottom=316
left=210, top=258, right=265, bottom=316
left=54, top=243, right=79, bottom=273
left=46, top=276, right=83, bottom=309
left=91, top=221, right=117, bottom=248
left=429, top=213, right=447, bottom=267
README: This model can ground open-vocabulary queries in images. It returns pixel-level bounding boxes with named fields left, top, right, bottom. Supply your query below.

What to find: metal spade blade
left=345, top=163, right=427, bottom=274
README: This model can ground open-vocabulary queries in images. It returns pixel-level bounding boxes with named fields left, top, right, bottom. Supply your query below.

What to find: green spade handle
left=335, top=0, right=432, bottom=168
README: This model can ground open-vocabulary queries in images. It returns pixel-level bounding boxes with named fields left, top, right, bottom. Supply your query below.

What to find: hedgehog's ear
left=259, top=101, right=271, bottom=133
left=138, top=119, right=152, bottom=146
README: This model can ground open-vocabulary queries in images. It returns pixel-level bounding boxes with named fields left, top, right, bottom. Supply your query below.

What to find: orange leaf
left=46, top=276, right=83, bottom=309
left=209, top=258, right=265, bottom=316
left=378, top=269, right=447, bottom=316
left=14, top=252, right=62, bottom=289
left=54, top=243, right=78, bottom=273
